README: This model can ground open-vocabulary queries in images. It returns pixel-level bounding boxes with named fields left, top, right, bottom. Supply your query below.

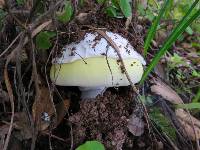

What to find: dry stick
left=22, top=20, right=53, bottom=45
left=3, top=61, right=14, bottom=150
left=163, top=133, right=179, bottom=150
left=96, top=30, right=137, bottom=91
left=49, top=130, right=53, bottom=150
left=0, top=32, right=23, bottom=58
left=95, top=30, right=139, bottom=90
left=42, top=131, right=67, bottom=142
left=94, top=29, right=151, bottom=134
left=15, top=34, right=35, bottom=150
left=3, top=33, right=25, bottom=150
left=28, top=35, right=39, bottom=150
left=45, top=28, right=59, bottom=126
left=26, top=19, right=52, bottom=109
left=44, top=30, right=59, bottom=150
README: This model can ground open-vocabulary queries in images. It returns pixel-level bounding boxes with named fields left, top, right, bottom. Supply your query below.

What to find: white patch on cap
left=52, top=31, right=146, bottom=65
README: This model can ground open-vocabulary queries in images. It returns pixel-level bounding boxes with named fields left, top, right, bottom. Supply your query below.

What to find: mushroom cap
left=50, top=31, right=146, bottom=87
left=50, top=57, right=143, bottom=87
left=52, top=31, right=146, bottom=65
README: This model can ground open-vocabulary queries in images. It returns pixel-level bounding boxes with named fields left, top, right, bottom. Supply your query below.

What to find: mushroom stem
left=79, top=87, right=106, bottom=99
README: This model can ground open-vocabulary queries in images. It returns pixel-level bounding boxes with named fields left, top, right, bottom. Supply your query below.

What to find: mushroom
left=50, top=31, right=146, bottom=99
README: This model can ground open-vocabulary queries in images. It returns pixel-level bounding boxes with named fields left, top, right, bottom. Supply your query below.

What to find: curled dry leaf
left=55, top=99, right=70, bottom=127
left=176, top=109, right=200, bottom=141
left=32, top=86, right=70, bottom=131
left=127, top=114, right=144, bottom=136
left=151, top=79, right=183, bottom=104
left=32, top=86, right=56, bottom=131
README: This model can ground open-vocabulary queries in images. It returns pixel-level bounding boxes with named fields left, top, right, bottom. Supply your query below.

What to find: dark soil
left=69, top=90, right=136, bottom=149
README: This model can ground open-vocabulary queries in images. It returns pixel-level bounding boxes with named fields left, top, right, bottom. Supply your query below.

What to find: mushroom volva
left=50, top=31, right=146, bottom=99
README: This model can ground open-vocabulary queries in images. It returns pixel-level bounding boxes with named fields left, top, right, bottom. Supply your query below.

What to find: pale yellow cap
left=50, top=57, right=143, bottom=87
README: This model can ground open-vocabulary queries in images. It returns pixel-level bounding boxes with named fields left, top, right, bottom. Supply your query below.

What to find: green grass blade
left=140, top=8, right=200, bottom=84
left=193, top=88, right=200, bottom=103
left=176, top=103, right=200, bottom=109
left=178, top=0, right=199, bottom=22
left=144, top=0, right=171, bottom=56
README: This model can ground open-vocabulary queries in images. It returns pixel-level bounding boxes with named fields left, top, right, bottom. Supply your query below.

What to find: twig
left=42, top=131, right=67, bottom=142
left=2, top=33, right=25, bottom=150
left=31, top=20, right=52, bottom=37
left=163, top=133, right=179, bottom=150
left=0, top=32, right=23, bottom=58
left=28, top=34, right=39, bottom=150
left=23, top=19, right=53, bottom=46
left=69, top=121, right=74, bottom=150
left=94, top=29, right=152, bottom=142
left=95, top=29, right=139, bottom=94
left=3, top=63, right=14, bottom=150
left=45, top=28, right=59, bottom=122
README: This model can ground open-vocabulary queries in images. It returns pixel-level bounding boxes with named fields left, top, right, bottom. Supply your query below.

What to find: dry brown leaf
left=176, top=109, right=200, bottom=128
left=176, top=109, right=200, bottom=141
left=31, top=20, right=52, bottom=37
left=55, top=99, right=70, bottom=126
left=0, top=0, right=5, bottom=9
left=32, top=87, right=70, bottom=131
left=127, top=114, right=144, bottom=136
left=32, top=86, right=56, bottom=131
left=151, top=79, right=183, bottom=104
left=177, top=118, right=200, bottom=141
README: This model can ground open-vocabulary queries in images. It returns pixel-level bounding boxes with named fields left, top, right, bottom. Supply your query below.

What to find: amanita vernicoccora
left=50, top=31, right=146, bottom=99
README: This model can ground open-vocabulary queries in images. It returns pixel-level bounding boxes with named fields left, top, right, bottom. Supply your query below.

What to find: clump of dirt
left=69, top=90, right=135, bottom=149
